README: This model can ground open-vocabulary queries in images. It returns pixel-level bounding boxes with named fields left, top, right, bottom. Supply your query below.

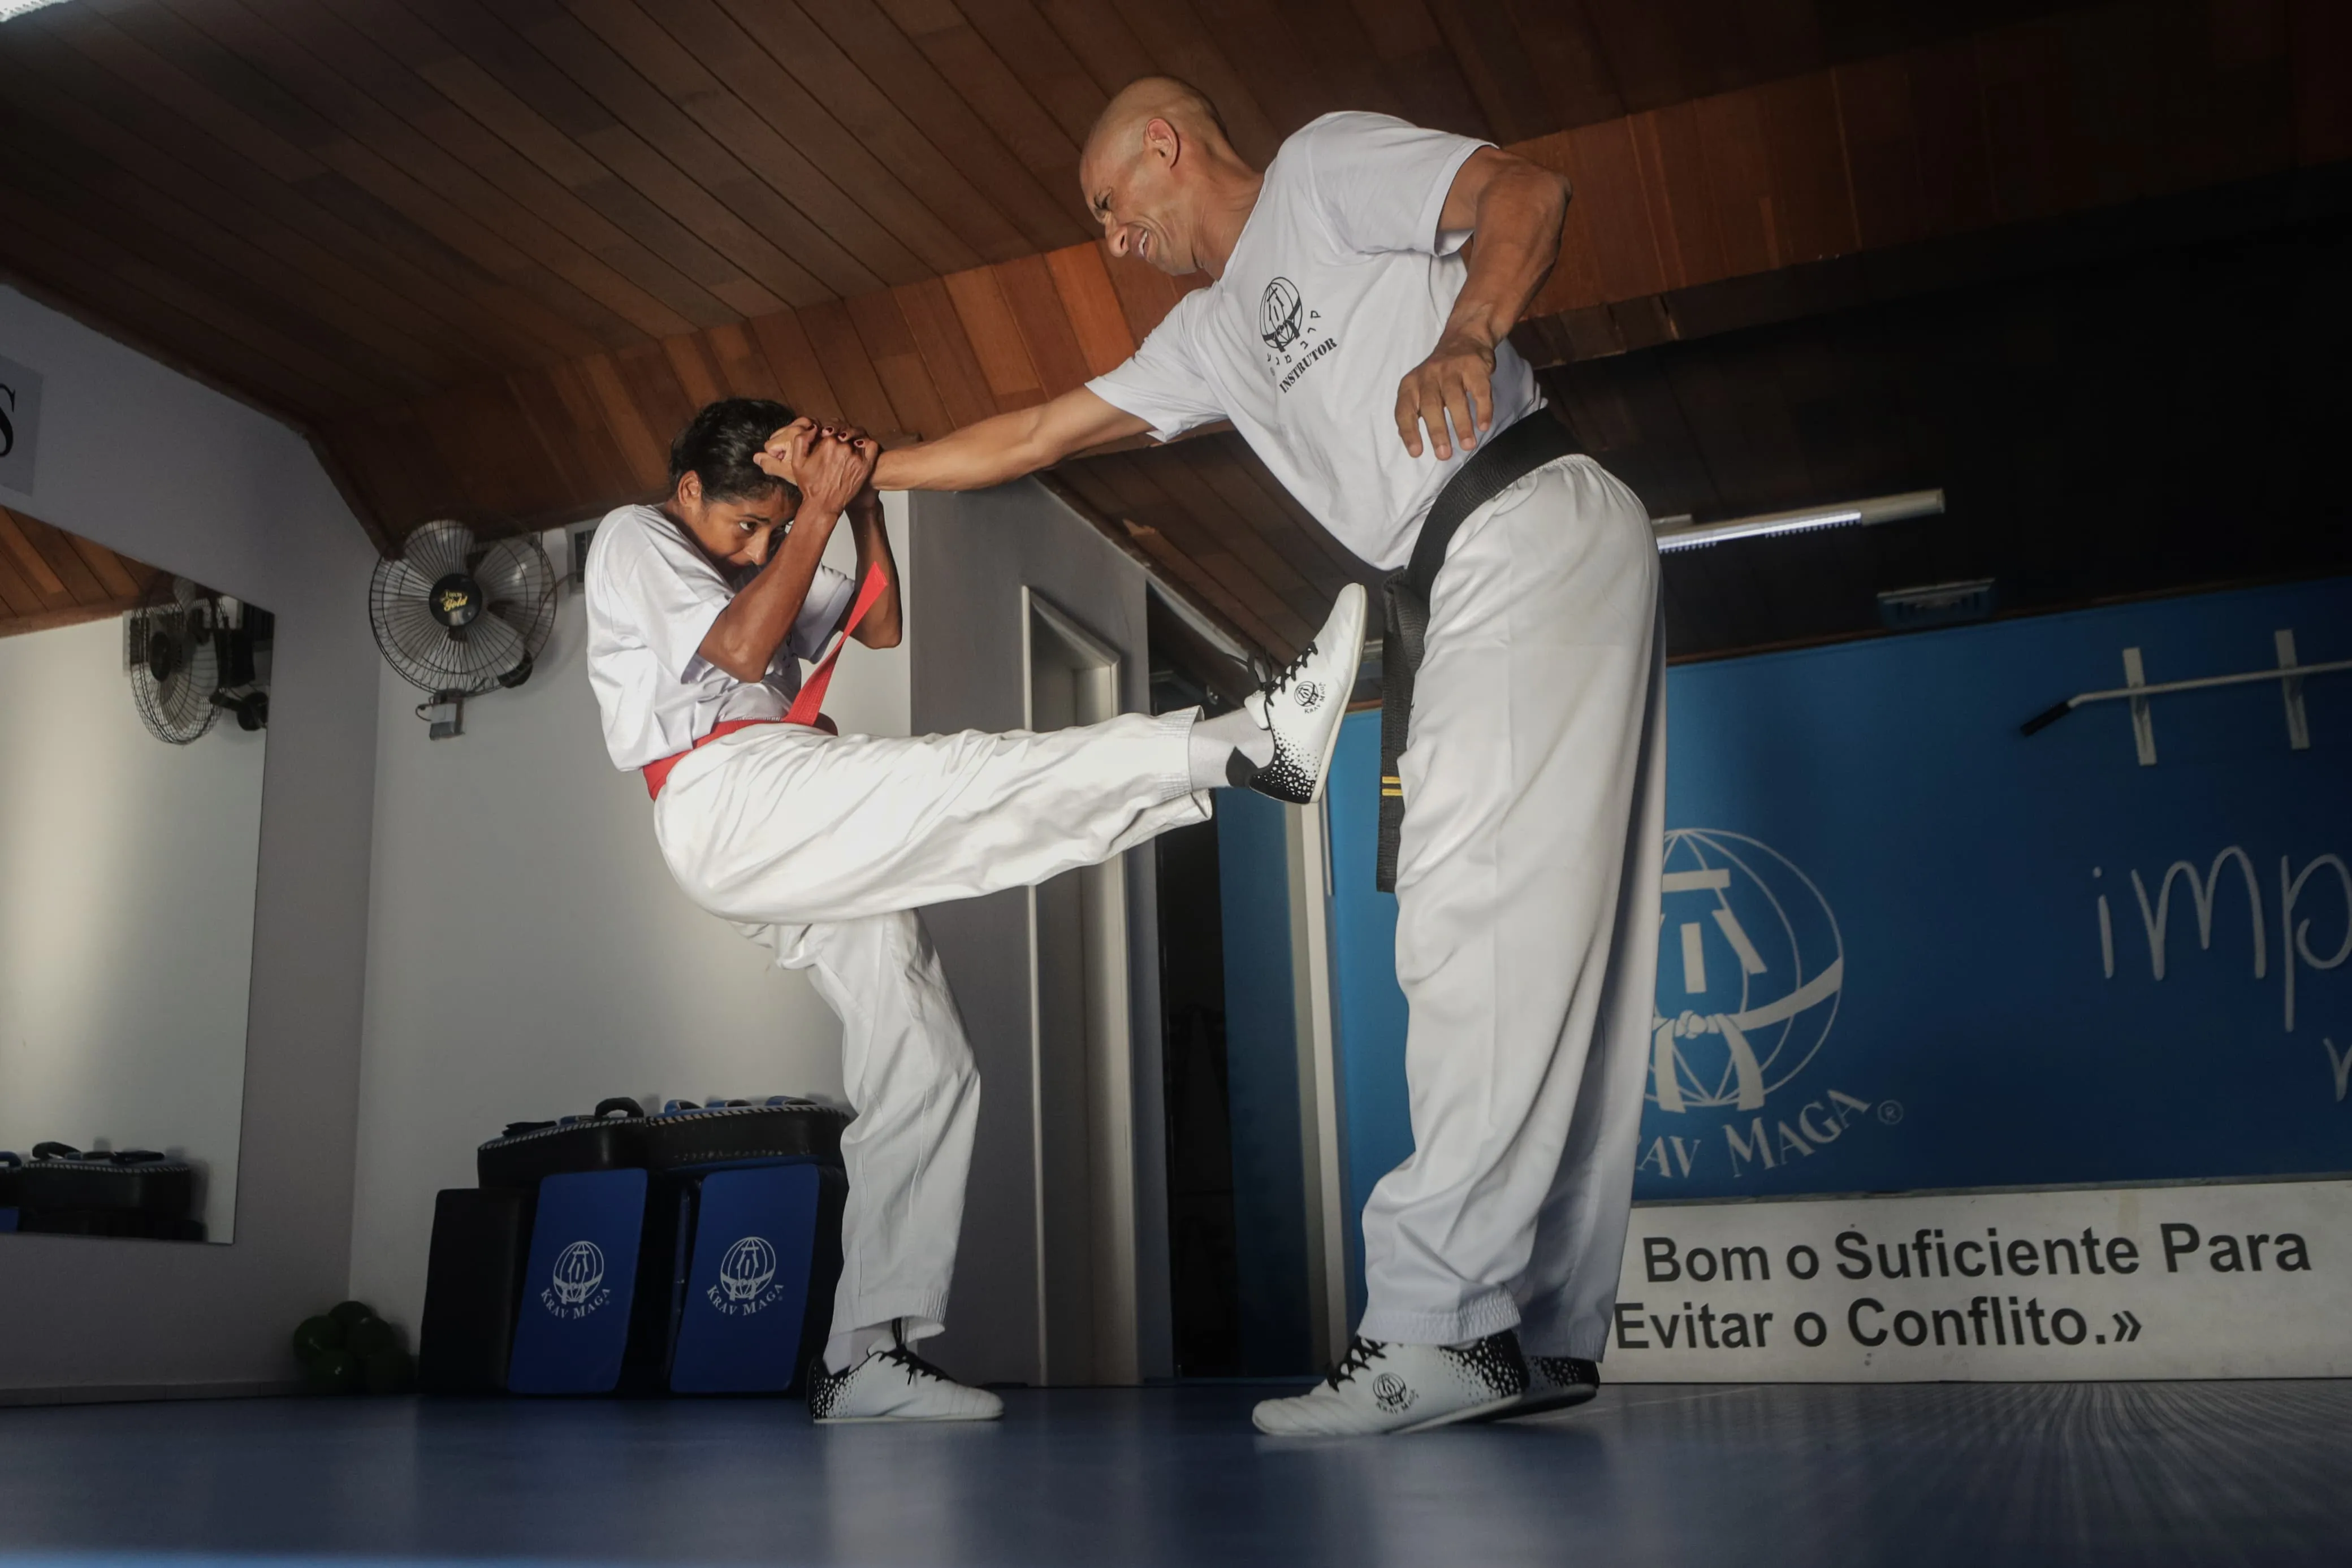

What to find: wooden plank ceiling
left=1, top=0, right=2345, bottom=660
left=0, top=504, right=162, bottom=640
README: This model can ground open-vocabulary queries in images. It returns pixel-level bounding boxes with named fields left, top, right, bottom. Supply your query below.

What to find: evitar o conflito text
left=1612, top=1222, right=2315, bottom=1355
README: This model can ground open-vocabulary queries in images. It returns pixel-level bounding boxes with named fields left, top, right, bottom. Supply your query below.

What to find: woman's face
left=668, top=473, right=795, bottom=568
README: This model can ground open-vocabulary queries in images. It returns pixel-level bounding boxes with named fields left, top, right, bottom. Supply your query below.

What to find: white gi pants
left=652, top=712, right=1209, bottom=1344
left=1359, top=453, right=1666, bottom=1361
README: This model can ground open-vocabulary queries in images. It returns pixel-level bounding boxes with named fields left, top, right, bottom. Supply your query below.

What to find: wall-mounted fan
left=369, top=519, right=556, bottom=739
left=124, top=576, right=271, bottom=745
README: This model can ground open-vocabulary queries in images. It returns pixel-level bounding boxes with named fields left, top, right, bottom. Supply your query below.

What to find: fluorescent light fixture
left=0, top=0, right=70, bottom=21
left=1652, top=488, right=1945, bottom=553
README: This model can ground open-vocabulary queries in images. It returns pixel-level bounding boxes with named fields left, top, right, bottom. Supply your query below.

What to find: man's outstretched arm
left=870, top=387, right=1151, bottom=492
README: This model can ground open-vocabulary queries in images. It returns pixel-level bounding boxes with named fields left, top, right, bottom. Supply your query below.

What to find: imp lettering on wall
left=1640, top=830, right=1896, bottom=1189
left=2093, top=846, right=2350, bottom=1091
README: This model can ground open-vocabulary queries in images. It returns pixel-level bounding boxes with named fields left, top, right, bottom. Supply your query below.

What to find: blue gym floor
left=0, top=1381, right=2344, bottom=1567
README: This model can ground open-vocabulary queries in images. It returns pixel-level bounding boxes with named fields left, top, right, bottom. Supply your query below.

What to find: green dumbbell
left=304, top=1349, right=362, bottom=1395
left=345, top=1317, right=399, bottom=1359
left=292, top=1315, right=344, bottom=1359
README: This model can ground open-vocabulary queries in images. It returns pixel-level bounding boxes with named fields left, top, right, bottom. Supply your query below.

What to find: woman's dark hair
left=669, top=397, right=798, bottom=503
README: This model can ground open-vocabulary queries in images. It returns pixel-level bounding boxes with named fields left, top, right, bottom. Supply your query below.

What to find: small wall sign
left=0, top=352, right=44, bottom=494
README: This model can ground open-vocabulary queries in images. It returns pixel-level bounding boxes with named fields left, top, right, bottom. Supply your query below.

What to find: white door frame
left=1021, top=586, right=1140, bottom=1384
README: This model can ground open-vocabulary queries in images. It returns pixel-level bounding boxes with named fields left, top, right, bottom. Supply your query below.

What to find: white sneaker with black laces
left=1485, top=1354, right=1599, bottom=1420
left=1235, top=583, right=1368, bottom=805
left=807, top=1330, right=1004, bottom=1424
left=1251, top=1331, right=1527, bottom=1436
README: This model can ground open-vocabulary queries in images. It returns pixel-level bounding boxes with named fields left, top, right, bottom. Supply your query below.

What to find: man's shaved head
left=1079, top=76, right=1257, bottom=278
left=1082, top=76, right=1229, bottom=175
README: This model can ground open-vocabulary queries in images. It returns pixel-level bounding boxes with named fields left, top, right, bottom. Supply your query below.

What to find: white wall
left=0, top=284, right=383, bottom=1400
left=0, top=616, right=265, bottom=1241
left=345, top=504, right=914, bottom=1336
left=908, top=479, right=1174, bottom=1385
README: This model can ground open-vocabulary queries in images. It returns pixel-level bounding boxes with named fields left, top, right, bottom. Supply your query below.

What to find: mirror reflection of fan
left=124, top=576, right=272, bottom=745
left=369, top=520, right=556, bottom=739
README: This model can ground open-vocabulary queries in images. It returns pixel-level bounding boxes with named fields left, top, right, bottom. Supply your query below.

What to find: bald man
left=869, top=78, right=1664, bottom=1437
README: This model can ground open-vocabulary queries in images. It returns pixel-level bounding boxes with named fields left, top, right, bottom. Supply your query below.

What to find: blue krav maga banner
left=1641, top=576, right=2351, bottom=1200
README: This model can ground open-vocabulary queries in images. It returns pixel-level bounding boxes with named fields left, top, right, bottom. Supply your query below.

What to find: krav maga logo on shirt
left=1258, top=277, right=1337, bottom=393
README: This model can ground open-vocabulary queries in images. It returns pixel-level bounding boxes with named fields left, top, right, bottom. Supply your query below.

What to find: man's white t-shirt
left=583, top=503, right=854, bottom=772
left=1087, top=112, right=1543, bottom=572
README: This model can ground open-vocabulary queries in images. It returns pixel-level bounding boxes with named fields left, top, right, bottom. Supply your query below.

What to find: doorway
left=1023, top=588, right=1137, bottom=1385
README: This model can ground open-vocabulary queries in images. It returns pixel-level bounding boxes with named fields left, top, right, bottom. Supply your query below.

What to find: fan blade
left=374, top=556, right=435, bottom=605
left=473, top=539, right=548, bottom=601
left=403, top=520, right=475, bottom=580
left=483, top=598, right=542, bottom=633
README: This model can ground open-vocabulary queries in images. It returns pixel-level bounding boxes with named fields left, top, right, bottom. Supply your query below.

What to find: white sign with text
left=0, top=352, right=41, bottom=495
left=1610, top=1179, right=2347, bottom=1380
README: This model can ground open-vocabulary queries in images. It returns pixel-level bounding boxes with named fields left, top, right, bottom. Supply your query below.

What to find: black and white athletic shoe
left=808, top=1327, right=1004, bottom=1424
left=1234, top=583, right=1368, bottom=805
left=1251, top=1331, right=1528, bottom=1436
left=1482, top=1354, right=1600, bottom=1420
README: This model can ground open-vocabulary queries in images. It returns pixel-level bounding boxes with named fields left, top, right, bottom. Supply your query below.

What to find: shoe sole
left=814, top=1411, right=1003, bottom=1424
left=1301, top=594, right=1368, bottom=805
left=1393, top=1392, right=1526, bottom=1433
left=1473, top=1383, right=1600, bottom=1423
left=1256, top=1391, right=1523, bottom=1438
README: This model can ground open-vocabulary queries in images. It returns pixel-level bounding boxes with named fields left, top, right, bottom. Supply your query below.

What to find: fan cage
left=126, top=584, right=222, bottom=745
left=370, top=522, right=557, bottom=697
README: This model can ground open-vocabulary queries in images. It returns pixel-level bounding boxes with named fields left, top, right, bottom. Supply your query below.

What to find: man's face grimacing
left=671, top=471, right=795, bottom=569
left=1082, top=118, right=1198, bottom=276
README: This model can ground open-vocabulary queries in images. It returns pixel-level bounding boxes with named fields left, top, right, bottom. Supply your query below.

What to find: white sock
left=823, top=1321, right=893, bottom=1375
left=1186, top=705, right=1271, bottom=790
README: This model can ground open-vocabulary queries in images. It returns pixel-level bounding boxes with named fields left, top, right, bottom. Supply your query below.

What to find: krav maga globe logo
left=1260, top=277, right=1304, bottom=352
left=706, top=1233, right=789, bottom=1316
left=1650, top=830, right=1844, bottom=1112
left=717, top=1236, right=779, bottom=1303
left=550, top=1240, right=607, bottom=1306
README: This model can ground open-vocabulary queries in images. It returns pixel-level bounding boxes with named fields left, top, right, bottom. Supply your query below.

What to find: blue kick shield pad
left=669, top=1163, right=823, bottom=1393
left=0, top=1209, right=16, bottom=1233
left=507, top=1167, right=647, bottom=1394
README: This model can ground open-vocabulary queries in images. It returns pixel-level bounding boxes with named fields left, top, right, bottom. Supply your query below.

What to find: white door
left=1023, top=588, right=1140, bottom=1384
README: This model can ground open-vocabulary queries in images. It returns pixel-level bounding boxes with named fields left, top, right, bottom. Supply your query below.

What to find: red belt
left=642, top=561, right=889, bottom=801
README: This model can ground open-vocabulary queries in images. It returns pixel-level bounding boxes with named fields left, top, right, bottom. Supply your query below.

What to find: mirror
left=0, top=504, right=271, bottom=1244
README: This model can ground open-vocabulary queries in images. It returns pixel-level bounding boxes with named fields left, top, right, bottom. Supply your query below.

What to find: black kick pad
left=418, top=1186, right=536, bottom=1394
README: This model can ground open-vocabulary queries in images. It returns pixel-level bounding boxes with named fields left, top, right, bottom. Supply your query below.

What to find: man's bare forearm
left=875, top=387, right=1150, bottom=492
left=874, top=409, right=1050, bottom=492
left=1444, top=162, right=1569, bottom=352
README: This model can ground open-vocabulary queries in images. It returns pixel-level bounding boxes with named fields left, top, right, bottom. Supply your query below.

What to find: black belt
left=1375, top=412, right=1580, bottom=893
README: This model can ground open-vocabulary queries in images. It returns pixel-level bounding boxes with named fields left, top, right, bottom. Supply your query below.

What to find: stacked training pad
left=423, top=1097, right=849, bottom=1397
left=0, top=1145, right=202, bottom=1240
